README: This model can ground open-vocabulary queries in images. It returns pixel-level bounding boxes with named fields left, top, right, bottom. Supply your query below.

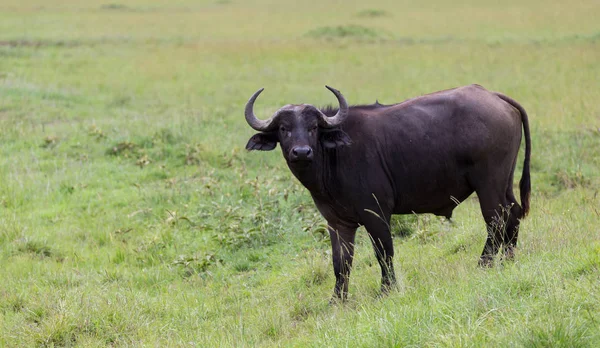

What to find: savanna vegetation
left=1, top=0, right=599, bottom=346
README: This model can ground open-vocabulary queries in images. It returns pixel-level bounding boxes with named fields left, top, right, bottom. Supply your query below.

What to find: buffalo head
left=244, top=86, right=352, bottom=167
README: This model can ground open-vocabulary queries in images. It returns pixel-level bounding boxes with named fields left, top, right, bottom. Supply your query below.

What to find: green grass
left=1, top=0, right=599, bottom=346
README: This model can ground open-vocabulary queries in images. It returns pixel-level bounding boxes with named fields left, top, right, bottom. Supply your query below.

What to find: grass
left=1, top=0, right=599, bottom=346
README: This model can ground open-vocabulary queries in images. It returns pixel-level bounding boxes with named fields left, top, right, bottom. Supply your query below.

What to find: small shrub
left=88, top=125, right=106, bottom=140
left=261, top=315, right=284, bottom=339
left=302, top=213, right=329, bottom=244
left=410, top=215, right=439, bottom=244
left=19, top=240, right=54, bottom=258
left=449, top=242, right=467, bottom=254
left=212, top=225, right=264, bottom=250
left=26, top=306, right=46, bottom=324
left=521, top=322, right=590, bottom=348
left=301, top=267, right=329, bottom=287
left=391, top=215, right=417, bottom=238
left=100, top=4, right=131, bottom=11
left=108, top=141, right=137, bottom=157
left=553, top=169, right=591, bottom=190
left=233, top=260, right=252, bottom=272
left=356, top=9, right=390, bottom=18
left=101, top=269, right=123, bottom=283
left=184, top=143, right=205, bottom=165
left=305, top=25, right=380, bottom=40
left=566, top=249, right=599, bottom=278
left=290, top=302, right=317, bottom=321
left=0, top=294, right=26, bottom=313
left=109, top=95, right=132, bottom=107
left=135, top=154, right=151, bottom=168
left=59, top=183, right=75, bottom=195
left=42, top=135, right=58, bottom=149
left=173, top=253, right=220, bottom=277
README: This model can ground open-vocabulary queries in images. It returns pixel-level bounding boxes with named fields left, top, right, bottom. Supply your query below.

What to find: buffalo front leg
left=328, top=224, right=357, bottom=301
left=362, top=213, right=397, bottom=294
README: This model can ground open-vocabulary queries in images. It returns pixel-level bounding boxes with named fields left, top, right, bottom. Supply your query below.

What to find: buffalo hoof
left=329, top=295, right=346, bottom=305
left=379, top=280, right=398, bottom=297
left=503, top=246, right=516, bottom=261
left=478, top=256, right=494, bottom=268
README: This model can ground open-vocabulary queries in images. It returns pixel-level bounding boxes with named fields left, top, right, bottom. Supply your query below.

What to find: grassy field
left=1, top=0, right=599, bottom=346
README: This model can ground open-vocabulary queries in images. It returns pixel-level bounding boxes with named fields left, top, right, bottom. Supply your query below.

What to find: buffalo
left=244, top=84, right=531, bottom=300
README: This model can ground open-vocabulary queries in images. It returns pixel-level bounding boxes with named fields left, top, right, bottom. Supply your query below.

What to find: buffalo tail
left=495, top=93, right=531, bottom=218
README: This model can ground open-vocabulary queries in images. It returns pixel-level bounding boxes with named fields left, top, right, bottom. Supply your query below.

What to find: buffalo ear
left=246, top=133, right=278, bottom=151
left=320, top=129, right=352, bottom=149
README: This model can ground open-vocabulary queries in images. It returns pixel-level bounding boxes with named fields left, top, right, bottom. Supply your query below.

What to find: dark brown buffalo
left=244, top=84, right=531, bottom=300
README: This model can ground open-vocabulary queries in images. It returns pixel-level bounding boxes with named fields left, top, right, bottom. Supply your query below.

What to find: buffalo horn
left=244, top=88, right=278, bottom=132
left=317, top=86, right=349, bottom=128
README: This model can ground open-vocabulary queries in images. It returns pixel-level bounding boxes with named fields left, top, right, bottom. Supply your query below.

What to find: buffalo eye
left=279, top=125, right=291, bottom=137
left=308, top=125, right=318, bottom=135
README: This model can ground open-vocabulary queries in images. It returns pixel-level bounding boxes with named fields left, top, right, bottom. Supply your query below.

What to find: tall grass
left=1, top=0, right=599, bottom=346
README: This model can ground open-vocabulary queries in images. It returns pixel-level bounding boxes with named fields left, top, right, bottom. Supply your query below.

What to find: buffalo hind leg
left=503, top=191, right=523, bottom=261
left=328, top=224, right=357, bottom=302
left=476, top=189, right=510, bottom=267
left=479, top=215, right=506, bottom=267
left=362, top=213, right=397, bottom=294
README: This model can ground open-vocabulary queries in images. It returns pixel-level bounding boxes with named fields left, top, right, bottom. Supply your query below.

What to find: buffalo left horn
left=245, top=88, right=279, bottom=132
left=316, top=86, right=349, bottom=128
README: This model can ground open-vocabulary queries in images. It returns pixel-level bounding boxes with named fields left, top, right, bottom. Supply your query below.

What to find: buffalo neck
left=287, top=145, right=340, bottom=201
